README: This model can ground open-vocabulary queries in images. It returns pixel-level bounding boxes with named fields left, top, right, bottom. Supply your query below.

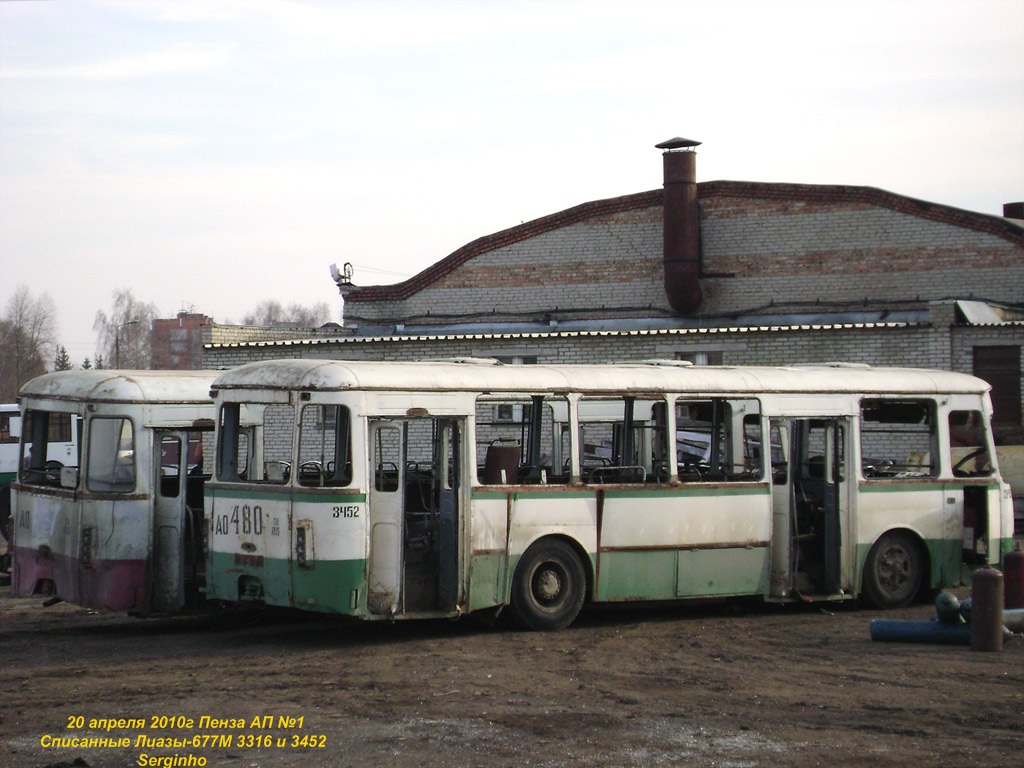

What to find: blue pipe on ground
left=870, top=619, right=971, bottom=645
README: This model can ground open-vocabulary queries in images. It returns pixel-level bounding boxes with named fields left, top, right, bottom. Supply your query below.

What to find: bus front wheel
left=863, top=531, right=922, bottom=609
left=510, top=539, right=586, bottom=631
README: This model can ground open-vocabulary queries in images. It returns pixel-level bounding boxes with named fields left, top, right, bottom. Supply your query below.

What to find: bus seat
left=906, top=451, right=930, bottom=474
left=483, top=444, right=521, bottom=484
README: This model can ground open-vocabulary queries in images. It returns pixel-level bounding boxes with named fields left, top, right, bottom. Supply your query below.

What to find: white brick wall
left=345, top=191, right=1023, bottom=325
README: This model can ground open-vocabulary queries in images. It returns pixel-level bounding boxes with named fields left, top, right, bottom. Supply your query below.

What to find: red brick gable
left=345, top=182, right=1023, bottom=304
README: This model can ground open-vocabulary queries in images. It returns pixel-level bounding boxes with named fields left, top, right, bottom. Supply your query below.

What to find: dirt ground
left=1, top=579, right=1021, bottom=768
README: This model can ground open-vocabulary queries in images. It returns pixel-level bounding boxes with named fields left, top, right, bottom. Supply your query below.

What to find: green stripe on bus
left=468, top=551, right=507, bottom=611
left=207, top=551, right=368, bottom=615
left=597, top=546, right=770, bottom=601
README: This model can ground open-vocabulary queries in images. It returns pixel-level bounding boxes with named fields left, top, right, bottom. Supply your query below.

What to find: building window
left=492, top=356, right=537, bottom=423
left=676, top=351, right=723, bottom=365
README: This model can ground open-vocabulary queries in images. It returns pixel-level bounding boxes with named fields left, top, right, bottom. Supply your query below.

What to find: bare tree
left=242, top=300, right=332, bottom=327
left=93, top=289, right=159, bottom=369
left=0, top=286, right=58, bottom=400
left=242, top=300, right=286, bottom=326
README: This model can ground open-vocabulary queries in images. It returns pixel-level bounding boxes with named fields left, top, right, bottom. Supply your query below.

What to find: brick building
left=151, top=311, right=213, bottom=370
left=202, top=140, right=1024, bottom=446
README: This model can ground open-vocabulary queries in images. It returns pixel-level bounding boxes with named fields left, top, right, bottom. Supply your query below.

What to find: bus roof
left=18, top=370, right=220, bottom=406
left=210, top=359, right=991, bottom=397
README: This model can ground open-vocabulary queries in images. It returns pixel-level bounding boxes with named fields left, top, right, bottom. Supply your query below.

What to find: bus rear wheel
left=863, top=531, right=922, bottom=609
left=510, top=539, right=586, bottom=631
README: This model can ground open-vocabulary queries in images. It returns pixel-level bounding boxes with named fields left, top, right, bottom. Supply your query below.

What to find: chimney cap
left=656, top=137, right=701, bottom=150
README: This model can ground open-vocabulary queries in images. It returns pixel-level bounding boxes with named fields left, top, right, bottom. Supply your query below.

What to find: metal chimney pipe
left=657, top=137, right=703, bottom=315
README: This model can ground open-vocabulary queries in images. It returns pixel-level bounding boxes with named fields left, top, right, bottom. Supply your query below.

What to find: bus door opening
left=153, top=430, right=209, bottom=613
left=948, top=408, right=999, bottom=565
left=368, top=418, right=463, bottom=616
left=780, top=418, right=849, bottom=598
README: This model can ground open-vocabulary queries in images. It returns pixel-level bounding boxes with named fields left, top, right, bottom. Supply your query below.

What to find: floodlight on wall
left=330, top=262, right=354, bottom=287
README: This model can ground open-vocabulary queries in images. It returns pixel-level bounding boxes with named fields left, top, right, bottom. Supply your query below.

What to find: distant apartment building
left=151, top=311, right=213, bottom=370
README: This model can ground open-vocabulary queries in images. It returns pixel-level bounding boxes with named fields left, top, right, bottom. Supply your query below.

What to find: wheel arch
left=509, top=532, right=595, bottom=605
left=859, top=526, right=931, bottom=605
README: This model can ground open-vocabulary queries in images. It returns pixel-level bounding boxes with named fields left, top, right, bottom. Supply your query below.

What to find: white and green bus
left=206, top=359, right=1014, bottom=630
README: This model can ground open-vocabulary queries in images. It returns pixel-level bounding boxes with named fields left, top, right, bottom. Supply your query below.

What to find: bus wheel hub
left=535, top=569, right=562, bottom=601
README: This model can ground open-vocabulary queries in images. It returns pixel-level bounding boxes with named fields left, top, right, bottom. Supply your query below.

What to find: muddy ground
left=0, top=580, right=1021, bottom=768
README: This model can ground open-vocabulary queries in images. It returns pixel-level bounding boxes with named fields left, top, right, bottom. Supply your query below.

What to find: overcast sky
left=1, top=0, right=1022, bottom=363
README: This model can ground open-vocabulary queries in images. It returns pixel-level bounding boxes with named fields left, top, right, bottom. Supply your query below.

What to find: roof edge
left=346, top=181, right=1024, bottom=304
left=204, top=320, right=923, bottom=350
left=347, top=189, right=661, bottom=303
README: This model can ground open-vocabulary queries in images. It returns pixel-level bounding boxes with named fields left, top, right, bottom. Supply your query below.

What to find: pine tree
left=82, top=358, right=92, bottom=369
left=54, top=345, right=72, bottom=371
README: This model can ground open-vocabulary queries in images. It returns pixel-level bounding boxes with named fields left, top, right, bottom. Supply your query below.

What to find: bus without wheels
left=205, top=358, right=1014, bottom=630
left=10, top=370, right=224, bottom=615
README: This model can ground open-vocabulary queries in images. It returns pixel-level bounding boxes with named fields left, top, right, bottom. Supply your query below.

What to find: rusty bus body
left=205, top=359, right=1014, bottom=630
left=10, top=370, right=223, bottom=615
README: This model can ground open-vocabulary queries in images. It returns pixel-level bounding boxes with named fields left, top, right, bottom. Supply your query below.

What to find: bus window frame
left=86, top=415, right=137, bottom=493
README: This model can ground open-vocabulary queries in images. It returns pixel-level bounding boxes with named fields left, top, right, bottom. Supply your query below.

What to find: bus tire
left=862, top=530, right=922, bottom=609
left=510, top=538, right=586, bottom=631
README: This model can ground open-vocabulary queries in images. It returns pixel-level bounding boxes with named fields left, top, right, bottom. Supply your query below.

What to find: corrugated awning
left=955, top=300, right=1024, bottom=326
left=205, top=320, right=918, bottom=350
left=956, top=300, right=1004, bottom=325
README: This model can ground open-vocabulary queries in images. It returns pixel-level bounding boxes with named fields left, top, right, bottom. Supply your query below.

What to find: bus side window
left=860, top=399, right=938, bottom=478
left=948, top=410, right=993, bottom=477
left=160, top=435, right=182, bottom=497
left=675, top=398, right=762, bottom=482
left=18, top=410, right=77, bottom=487
left=87, top=417, right=136, bottom=493
left=217, top=403, right=243, bottom=482
left=578, top=397, right=659, bottom=484
left=0, top=413, right=15, bottom=444
left=374, top=425, right=401, bottom=492
left=475, top=395, right=570, bottom=485
left=298, top=405, right=353, bottom=488
left=260, top=405, right=294, bottom=484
